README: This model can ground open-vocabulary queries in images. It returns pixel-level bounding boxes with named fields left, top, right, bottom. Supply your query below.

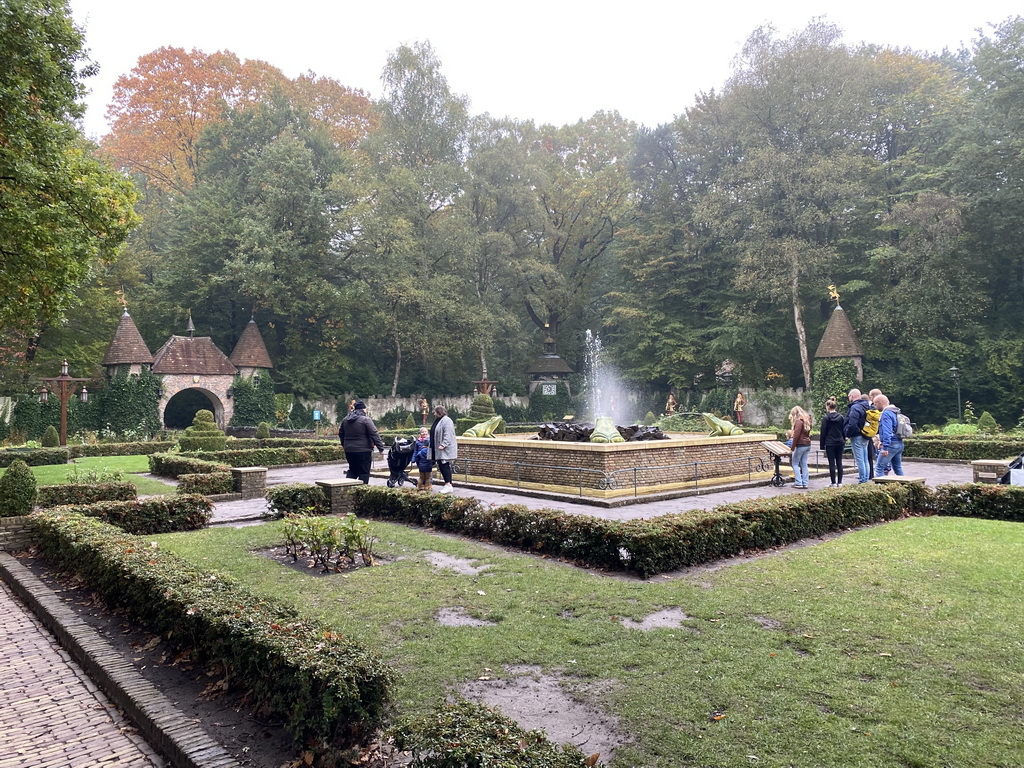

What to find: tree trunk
left=479, top=345, right=488, bottom=381
left=791, top=271, right=812, bottom=390
left=390, top=336, right=401, bottom=397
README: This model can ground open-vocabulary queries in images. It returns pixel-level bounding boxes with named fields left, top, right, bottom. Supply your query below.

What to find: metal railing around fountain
left=451, top=452, right=778, bottom=498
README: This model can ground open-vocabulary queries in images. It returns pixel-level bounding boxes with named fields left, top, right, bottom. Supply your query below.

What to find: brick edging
left=0, top=553, right=242, bottom=768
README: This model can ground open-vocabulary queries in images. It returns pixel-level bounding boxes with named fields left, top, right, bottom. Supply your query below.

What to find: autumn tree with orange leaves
left=103, top=47, right=377, bottom=193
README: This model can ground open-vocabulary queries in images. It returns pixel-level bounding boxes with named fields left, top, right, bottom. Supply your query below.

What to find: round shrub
left=977, top=411, right=1000, bottom=433
left=255, top=421, right=271, bottom=440
left=41, top=424, right=60, bottom=447
left=0, top=459, right=38, bottom=517
left=177, top=409, right=227, bottom=452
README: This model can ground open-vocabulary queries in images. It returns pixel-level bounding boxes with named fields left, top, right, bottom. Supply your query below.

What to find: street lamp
left=948, top=366, right=962, bottom=422
left=39, top=359, right=90, bottom=446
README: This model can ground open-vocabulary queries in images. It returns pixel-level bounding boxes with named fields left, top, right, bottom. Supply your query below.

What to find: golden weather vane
left=827, top=284, right=840, bottom=305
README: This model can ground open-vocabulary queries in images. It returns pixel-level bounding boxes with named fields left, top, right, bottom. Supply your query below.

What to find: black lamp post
left=39, top=359, right=90, bottom=446
left=948, top=366, right=962, bottom=422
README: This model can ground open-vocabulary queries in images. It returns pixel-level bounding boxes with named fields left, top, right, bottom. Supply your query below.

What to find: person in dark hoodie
left=844, top=388, right=872, bottom=483
left=819, top=396, right=846, bottom=486
left=339, top=400, right=384, bottom=484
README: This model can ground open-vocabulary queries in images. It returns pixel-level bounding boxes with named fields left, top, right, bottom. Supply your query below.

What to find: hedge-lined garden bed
left=37, top=482, right=138, bottom=508
left=31, top=510, right=395, bottom=755
left=0, top=448, right=69, bottom=468
left=48, top=494, right=213, bottom=534
left=902, top=435, right=1024, bottom=460
left=177, top=471, right=234, bottom=496
left=266, top=483, right=932, bottom=578
left=149, top=453, right=231, bottom=479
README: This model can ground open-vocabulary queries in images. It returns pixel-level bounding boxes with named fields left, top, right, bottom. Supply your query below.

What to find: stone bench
left=315, top=478, right=364, bottom=516
left=871, top=475, right=926, bottom=485
left=970, top=459, right=1011, bottom=484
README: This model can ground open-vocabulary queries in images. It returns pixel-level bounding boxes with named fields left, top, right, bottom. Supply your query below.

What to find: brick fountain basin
left=453, top=432, right=778, bottom=499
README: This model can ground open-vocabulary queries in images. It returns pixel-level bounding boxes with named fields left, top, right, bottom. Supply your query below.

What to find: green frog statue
left=462, top=415, right=504, bottom=438
left=702, top=412, right=744, bottom=436
left=590, top=416, right=625, bottom=443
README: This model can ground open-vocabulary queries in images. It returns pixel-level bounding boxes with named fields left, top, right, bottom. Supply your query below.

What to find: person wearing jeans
left=788, top=405, right=812, bottom=488
left=819, top=396, right=846, bottom=486
left=874, top=394, right=905, bottom=477
left=844, top=389, right=872, bottom=484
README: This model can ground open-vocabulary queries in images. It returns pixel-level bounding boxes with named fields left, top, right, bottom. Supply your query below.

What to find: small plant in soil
left=281, top=512, right=377, bottom=572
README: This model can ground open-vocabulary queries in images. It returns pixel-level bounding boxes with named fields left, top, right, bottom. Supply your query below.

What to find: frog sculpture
left=462, top=415, right=504, bottom=438
left=702, top=412, right=744, bottom=436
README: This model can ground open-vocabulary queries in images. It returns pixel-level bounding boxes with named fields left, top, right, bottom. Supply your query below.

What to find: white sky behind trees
left=69, top=0, right=1021, bottom=140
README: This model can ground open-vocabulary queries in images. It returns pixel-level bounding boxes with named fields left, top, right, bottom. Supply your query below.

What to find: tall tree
left=0, top=0, right=137, bottom=368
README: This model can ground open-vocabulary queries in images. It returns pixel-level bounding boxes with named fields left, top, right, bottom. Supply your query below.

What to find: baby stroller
left=386, top=437, right=415, bottom=487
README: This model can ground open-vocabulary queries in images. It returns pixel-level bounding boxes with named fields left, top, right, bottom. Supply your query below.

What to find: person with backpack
left=819, top=396, right=846, bottom=486
left=874, top=394, right=906, bottom=477
left=844, top=389, right=872, bottom=484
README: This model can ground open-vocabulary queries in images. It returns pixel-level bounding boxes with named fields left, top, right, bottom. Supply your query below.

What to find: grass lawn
left=153, top=513, right=1024, bottom=767
left=1, top=455, right=175, bottom=496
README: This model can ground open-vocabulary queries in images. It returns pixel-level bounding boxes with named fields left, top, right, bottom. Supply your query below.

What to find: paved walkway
left=0, top=456, right=973, bottom=765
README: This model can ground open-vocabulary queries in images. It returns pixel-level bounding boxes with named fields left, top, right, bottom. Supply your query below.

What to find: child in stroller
left=412, top=427, right=434, bottom=491
left=386, top=436, right=415, bottom=487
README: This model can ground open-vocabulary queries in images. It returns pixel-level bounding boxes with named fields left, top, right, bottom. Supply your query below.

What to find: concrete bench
left=872, top=475, right=926, bottom=485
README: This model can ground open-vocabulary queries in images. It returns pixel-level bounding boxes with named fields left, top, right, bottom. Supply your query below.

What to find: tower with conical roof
left=814, top=303, right=865, bottom=381
left=229, top=317, right=274, bottom=380
left=102, top=308, right=154, bottom=376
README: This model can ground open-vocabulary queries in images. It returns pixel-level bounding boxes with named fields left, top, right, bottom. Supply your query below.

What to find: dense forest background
left=5, top=4, right=1024, bottom=428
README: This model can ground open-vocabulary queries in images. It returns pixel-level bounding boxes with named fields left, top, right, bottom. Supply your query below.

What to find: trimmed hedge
left=37, top=482, right=137, bottom=508
left=181, top=445, right=346, bottom=467
left=0, top=448, right=69, bottom=468
left=902, top=436, right=1024, bottom=461
left=68, top=441, right=171, bottom=458
left=149, top=453, right=231, bottom=479
left=177, top=472, right=233, bottom=496
left=50, top=494, right=213, bottom=534
left=226, top=438, right=338, bottom=450
left=265, top=483, right=329, bottom=518
left=929, top=482, right=1024, bottom=523
left=267, top=483, right=927, bottom=578
left=31, top=510, right=395, bottom=754
left=0, top=459, right=38, bottom=516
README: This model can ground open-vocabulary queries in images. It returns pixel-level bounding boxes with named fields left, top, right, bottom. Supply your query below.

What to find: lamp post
left=39, top=359, right=90, bottom=446
left=948, top=366, right=962, bottom=422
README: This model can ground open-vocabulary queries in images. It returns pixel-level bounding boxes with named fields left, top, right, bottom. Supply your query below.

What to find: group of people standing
left=787, top=387, right=907, bottom=489
left=338, top=400, right=458, bottom=492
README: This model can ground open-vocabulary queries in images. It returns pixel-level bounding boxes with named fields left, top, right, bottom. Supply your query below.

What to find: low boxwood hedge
left=149, top=453, right=231, bottom=479
left=68, top=442, right=171, bottom=458
left=177, top=472, right=233, bottom=496
left=31, top=510, right=395, bottom=755
left=265, top=483, right=329, bottom=518
left=181, top=445, right=346, bottom=467
left=226, top=438, right=338, bottom=450
left=0, top=448, right=69, bottom=468
left=928, top=482, right=1024, bottom=522
left=50, top=494, right=213, bottom=534
left=902, top=436, right=1024, bottom=461
left=36, top=482, right=137, bottom=508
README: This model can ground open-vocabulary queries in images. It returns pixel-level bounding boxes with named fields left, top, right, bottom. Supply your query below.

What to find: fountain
left=453, top=332, right=778, bottom=504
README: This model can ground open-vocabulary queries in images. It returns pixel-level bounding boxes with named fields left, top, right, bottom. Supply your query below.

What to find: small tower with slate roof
left=814, top=303, right=865, bottom=382
left=229, top=317, right=274, bottom=380
left=101, top=308, right=154, bottom=377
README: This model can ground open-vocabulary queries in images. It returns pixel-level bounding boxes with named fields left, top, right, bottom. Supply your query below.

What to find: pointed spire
left=102, top=309, right=154, bottom=366
left=186, top=311, right=195, bottom=337
left=230, top=317, right=274, bottom=369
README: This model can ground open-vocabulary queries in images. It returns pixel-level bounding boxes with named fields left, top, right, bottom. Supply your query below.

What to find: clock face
left=542, top=383, right=556, bottom=396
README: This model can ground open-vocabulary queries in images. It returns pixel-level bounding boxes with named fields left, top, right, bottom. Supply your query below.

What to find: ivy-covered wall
left=228, top=374, right=276, bottom=427
left=103, top=369, right=162, bottom=440
left=813, top=358, right=858, bottom=412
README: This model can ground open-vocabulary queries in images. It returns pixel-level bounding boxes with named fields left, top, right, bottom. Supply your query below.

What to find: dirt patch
left=255, top=545, right=387, bottom=576
left=620, top=607, right=695, bottom=631
left=435, top=607, right=497, bottom=627
left=424, top=551, right=491, bottom=575
left=461, top=664, right=625, bottom=762
left=750, top=615, right=784, bottom=630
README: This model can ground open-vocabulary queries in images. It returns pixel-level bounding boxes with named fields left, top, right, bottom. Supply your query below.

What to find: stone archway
left=160, top=385, right=231, bottom=429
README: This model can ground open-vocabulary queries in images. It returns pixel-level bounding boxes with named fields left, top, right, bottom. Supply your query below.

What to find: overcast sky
left=69, top=1, right=1021, bottom=141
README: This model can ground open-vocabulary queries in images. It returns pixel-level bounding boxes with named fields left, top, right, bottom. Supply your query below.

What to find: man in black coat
left=338, top=401, right=384, bottom=484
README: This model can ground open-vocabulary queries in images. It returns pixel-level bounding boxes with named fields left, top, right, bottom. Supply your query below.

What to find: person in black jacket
left=338, top=401, right=384, bottom=484
left=819, top=396, right=846, bottom=486
left=844, top=389, right=871, bottom=483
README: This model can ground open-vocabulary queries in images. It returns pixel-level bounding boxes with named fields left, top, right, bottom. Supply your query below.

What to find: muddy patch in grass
left=435, top=607, right=497, bottom=627
left=750, top=615, right=784, bottom=630
left=461, top=664, right=625, bottom=762
left=621, top=607, right=695, bottom=631
left=424, top=551, right=491, bottom=575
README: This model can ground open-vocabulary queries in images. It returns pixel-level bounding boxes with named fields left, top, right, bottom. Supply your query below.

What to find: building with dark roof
left=814, top=304, right=864, bottom=381
left=101, top=309, right=154, bottom=376
left=526, top=337, right=575, bottom=395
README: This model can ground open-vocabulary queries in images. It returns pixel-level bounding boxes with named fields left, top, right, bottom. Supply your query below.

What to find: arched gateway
left=102, top=310, right=272, bottom=429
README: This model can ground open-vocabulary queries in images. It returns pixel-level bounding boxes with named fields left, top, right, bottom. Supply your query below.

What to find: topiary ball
left=255, top=422, right=271, bottom=440
left=0, top=459, right=38, bottom=517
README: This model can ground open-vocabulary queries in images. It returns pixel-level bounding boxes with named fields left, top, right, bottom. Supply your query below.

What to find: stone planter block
left=315, top=478, right=363, bottom=516
left=231, top=466, right=267, bottom=499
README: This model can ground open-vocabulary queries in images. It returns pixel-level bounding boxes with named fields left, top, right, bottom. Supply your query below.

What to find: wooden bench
left=871, top=475, right=925, bottom=485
